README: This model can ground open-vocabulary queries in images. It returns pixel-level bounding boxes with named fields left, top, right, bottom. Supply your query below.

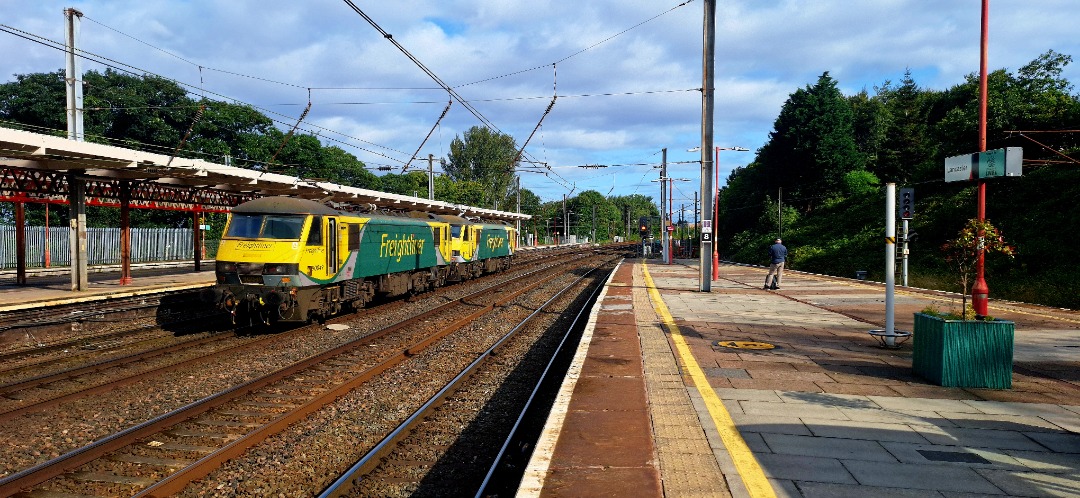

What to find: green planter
left=912, top=312, right=1015, bottom=389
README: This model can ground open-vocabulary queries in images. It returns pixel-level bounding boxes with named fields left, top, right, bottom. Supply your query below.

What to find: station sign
left=944, top=147, right=1022, bottom=182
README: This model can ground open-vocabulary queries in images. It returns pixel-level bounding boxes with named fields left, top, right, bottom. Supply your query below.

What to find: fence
left=0, top=226, right=219, bottom=269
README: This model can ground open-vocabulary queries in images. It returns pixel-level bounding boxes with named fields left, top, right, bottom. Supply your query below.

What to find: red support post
left=15, top=202, right=26, bottom=285
left=973, top=0, right=990, bottom=316
left=193, top=210, right=203, bottom=272
left=119, top=181, right=132, bottom=285
left=44, top=203, right=51, bottom=269
left=712, top=147, right=720, bottom=280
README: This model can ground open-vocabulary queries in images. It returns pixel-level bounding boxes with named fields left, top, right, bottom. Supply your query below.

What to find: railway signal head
left=899, top=188, right=915, bottom=220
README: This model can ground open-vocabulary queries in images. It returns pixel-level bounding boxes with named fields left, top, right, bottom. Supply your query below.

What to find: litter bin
left=855, top=270, right=867, bottom=280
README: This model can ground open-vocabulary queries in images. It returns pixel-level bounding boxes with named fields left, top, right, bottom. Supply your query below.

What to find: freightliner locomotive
left=206, top=196, right=516, bottom=324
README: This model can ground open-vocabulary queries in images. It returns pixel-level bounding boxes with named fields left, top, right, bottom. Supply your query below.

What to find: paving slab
left=752, top=453, right=857, bottom=484
left=760, top=432, right=897, bottom=462
left=841, top=459, right=1004, bottom=494
left=526, top=259, right=1080, bottom=497
left=795, top=481, right=948, bottom=498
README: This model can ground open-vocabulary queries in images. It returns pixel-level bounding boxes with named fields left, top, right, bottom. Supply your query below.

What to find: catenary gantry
left=0, top=127, right=529, bottom=290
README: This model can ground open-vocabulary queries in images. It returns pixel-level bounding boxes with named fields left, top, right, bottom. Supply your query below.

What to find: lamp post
left=653, top=176, right=691, bottom=263
left=711, top=147, right=748, bottom=279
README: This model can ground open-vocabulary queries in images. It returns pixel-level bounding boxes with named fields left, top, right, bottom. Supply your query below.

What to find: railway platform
left=520, top=259, right=1080, bottom=497
left=0, top=262, right=215, bottom=312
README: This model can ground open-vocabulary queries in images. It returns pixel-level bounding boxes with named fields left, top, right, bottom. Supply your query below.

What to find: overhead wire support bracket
left=270, top=89, right=313, bottom=166
left=403, top=96, right=452, bottom=172
left=165, top=103, right=206, bottom=168
left=510, top=64, right=558, bottom=172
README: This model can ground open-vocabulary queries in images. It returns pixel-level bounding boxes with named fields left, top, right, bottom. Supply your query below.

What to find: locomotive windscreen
left=226, top=214, right=306, bottom=240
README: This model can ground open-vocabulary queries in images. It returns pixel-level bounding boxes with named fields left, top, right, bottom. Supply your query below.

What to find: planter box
left=912, top=312, right=1015, bottom=389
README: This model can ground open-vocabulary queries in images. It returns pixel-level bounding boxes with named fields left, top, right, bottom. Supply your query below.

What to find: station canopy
left=0, top=127, right=529, bottom=221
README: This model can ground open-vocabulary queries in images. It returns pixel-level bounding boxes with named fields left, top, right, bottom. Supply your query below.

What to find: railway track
left=0, top=247, right=575, bottom=399
left=0, top=247, right=619, bottom=497
left=0, top=290, right=223, bottom=362
left=322, top=255, right=614, bottom=497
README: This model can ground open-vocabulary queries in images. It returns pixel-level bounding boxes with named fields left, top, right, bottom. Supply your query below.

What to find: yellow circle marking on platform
left=642, top=262, right=777, bottom=498
left=717, top=340, right=775, bottom=350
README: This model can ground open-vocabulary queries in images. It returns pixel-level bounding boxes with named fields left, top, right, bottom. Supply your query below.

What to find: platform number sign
left=899, top=188, right=914, bottom=220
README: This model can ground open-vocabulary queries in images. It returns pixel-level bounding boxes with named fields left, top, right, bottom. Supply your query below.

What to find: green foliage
left=842, top=169, right=880, bottom=196
left=714, top=49, right=1080, bottom=310
left=758, top=72, right=864, bottom=209
left=0, top=70, right=67, bottom=133
left=0, top=68, right=489, bottom=228
left=941, top=218, right=1016, bottom=314
left=920, top=304, right=991, bottom=321
left=445, top=126, right=519, bottom=210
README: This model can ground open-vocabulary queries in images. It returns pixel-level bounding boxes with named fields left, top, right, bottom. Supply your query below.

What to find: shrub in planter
left=912, top=220, right=1016, bottom=388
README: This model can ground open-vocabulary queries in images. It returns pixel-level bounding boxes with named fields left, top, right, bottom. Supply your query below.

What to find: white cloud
left=1, top=0, right=1079, bottom=203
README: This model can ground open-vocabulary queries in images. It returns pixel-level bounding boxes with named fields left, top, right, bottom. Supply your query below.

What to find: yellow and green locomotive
left=207, top=196, right=515, bottom=324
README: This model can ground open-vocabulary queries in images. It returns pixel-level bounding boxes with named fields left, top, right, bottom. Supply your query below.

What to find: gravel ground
left=178, top=257, right=611, bottom=497
left=0, top=255, right=565, bottom=481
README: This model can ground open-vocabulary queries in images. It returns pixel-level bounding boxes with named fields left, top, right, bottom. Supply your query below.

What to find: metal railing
left=0, top=226, right=218, bottom=269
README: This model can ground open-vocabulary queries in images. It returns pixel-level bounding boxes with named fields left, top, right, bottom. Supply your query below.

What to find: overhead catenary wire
left=1010, top=131, right=1080, bottom=166
left=456, top=0, right=696, bottom=88
left=340, top=1, right=576, bottom=192
left=3, top=4, right=703, bottom=195
left=341, top=1, right=500, bottom=134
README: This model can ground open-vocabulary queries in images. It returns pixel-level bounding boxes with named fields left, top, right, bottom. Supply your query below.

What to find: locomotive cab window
left=306, top=216, right=323, bottom=246
left=226, top=214, right=305, bottom=240
left=348, top=223, right=361, bottom=251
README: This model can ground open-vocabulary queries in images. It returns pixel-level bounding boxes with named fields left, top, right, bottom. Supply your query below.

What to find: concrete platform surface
left=522, top=259, right=1080, bottom=498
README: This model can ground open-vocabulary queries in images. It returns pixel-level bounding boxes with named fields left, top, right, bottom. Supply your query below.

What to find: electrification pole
left=699, top=0, right=716, bottom=290
left=427, top=154, right=435, bottom=200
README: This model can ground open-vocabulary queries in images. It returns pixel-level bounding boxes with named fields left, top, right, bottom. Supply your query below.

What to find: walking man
left=764, top=238, right=787, bottom=290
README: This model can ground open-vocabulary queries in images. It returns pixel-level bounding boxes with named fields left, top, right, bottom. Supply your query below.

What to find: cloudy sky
left=2, top=1, right=1078, bottom=206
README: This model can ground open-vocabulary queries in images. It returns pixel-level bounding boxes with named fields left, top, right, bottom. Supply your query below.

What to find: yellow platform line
left=642, top=262, right=776, bottom=498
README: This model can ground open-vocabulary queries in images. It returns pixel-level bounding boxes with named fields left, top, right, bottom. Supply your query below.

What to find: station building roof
left=0, top=127, right=529, bottom=222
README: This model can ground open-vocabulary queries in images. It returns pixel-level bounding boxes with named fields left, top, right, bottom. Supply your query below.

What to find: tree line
left=718, top=50, right=1080, bottom=308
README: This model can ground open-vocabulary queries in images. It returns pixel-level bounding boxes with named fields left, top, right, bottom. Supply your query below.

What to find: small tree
left=940, top=218, right=1015, bottom=319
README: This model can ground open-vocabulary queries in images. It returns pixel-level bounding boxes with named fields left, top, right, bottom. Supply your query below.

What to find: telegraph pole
left=592, top=204, right=596, bottom=244
left=425, top=152, right=434, bottom=198
left=515, top=175, right=522, bottom=246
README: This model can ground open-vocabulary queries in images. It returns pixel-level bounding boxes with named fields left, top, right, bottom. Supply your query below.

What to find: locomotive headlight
left=263, top=263, right=299, bottom=275
left=216, top=261, right=237, bottom=273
